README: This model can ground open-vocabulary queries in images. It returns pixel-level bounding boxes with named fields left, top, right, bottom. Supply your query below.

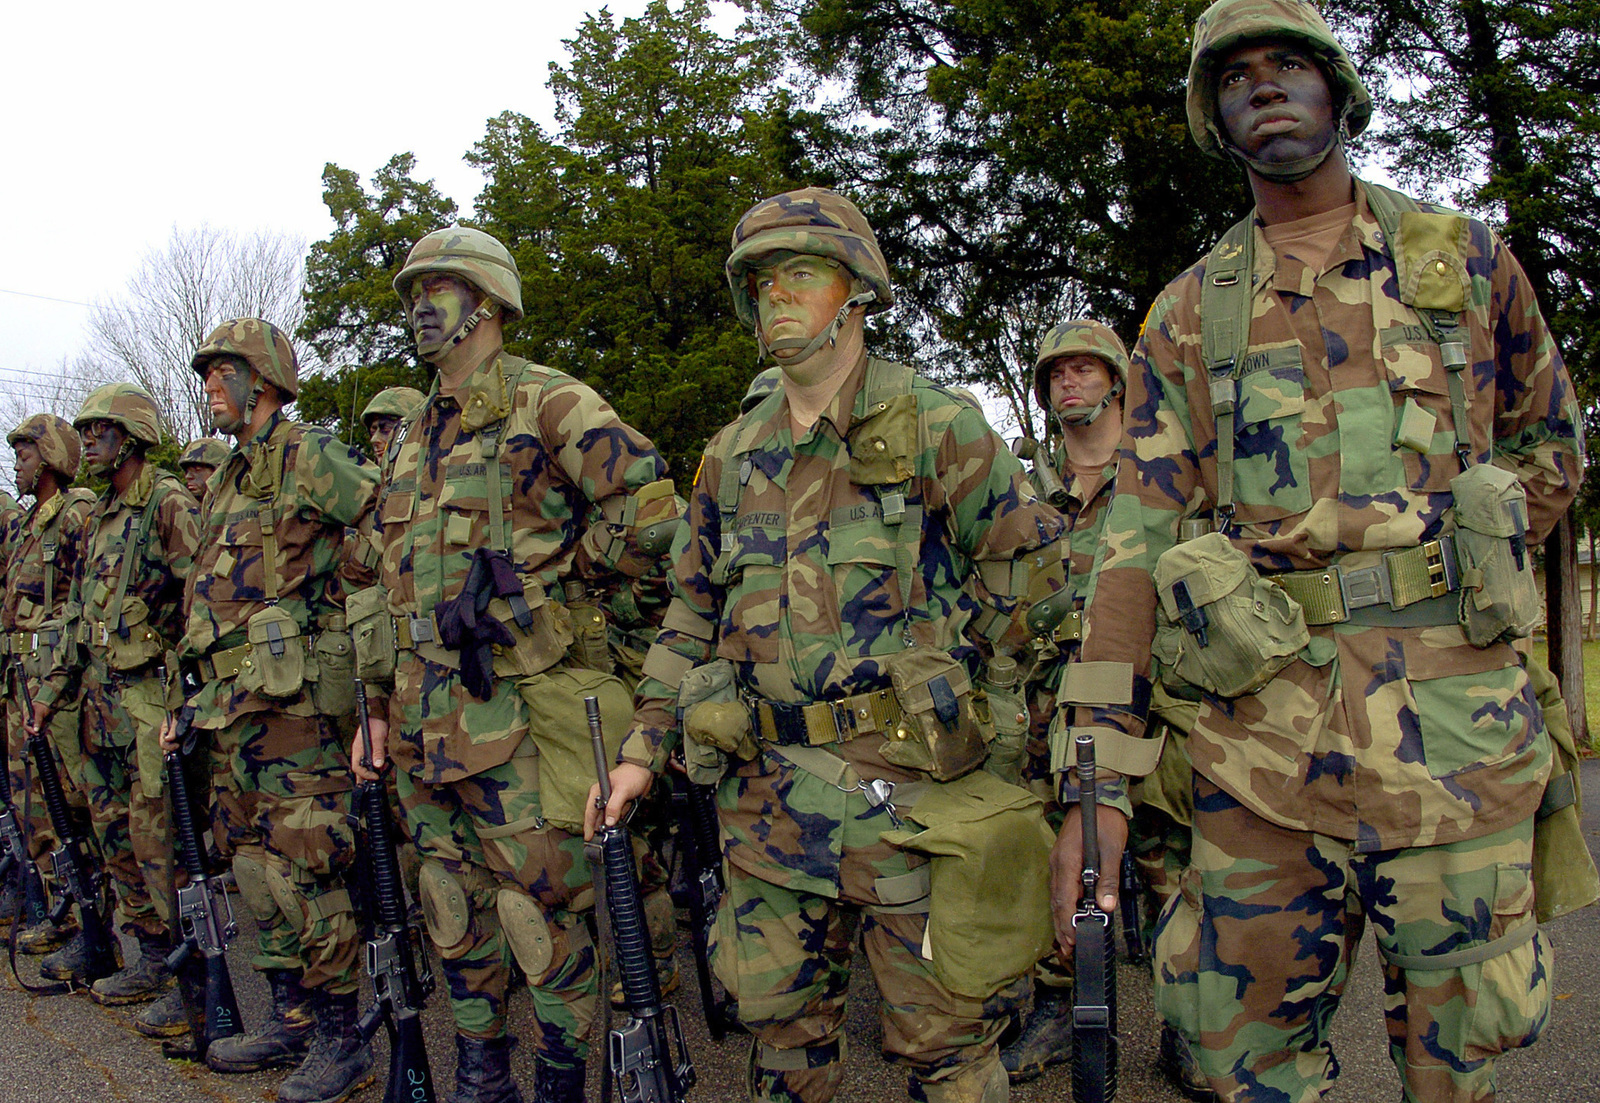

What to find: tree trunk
left=1545, top=511, right=1588, bottom=747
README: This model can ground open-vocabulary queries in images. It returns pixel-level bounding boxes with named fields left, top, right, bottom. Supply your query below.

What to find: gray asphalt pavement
left=4, top=758, right=1598, bottom=1101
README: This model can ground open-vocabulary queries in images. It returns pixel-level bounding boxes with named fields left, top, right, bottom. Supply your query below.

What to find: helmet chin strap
left=759, top=290, right=877, bottom=367
left=445, top=301, right=499, bottom=352
left=91, top=436, right=138, bottom=478
left=1224, top=102, right=1354, bottom=184
left=1055, top=379, right=1125, bottom=427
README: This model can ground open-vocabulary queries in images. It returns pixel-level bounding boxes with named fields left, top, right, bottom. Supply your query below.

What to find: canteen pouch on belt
left=488, top=578, right=572, bottom=681
left=880, top=645, right=989, bottom=782
left=239, top=605, right=306, bottom=699
left=1152, top=531, right=1308, bottom=698
left=1449, top=464, right=1540, bottom=647
left=518, top=665, right=632, bottom=832
left=22, top=619, right=64, bottom=681
left=678, top=658, right=755, bottom=786
left=978, top=656, right=1027, bottom=786
left=102, top=597, right=167, bottom=672
left=347, top=584, right=395, bottom=684
left=310, top=614, right=357, bottom=718
left=566, top=598, right=612, bottom=674
left=881, top=770, right=1056, bottom=998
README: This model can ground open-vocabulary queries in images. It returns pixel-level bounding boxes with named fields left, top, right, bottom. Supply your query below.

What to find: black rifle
left=678, top=771, right=731, bottom=1041
left=1118, top=849, right=1146, bottom=964
left=352, top=677, right=439, bottom=1103
left=585, top=696, right=694, bottom=1103
left=1071, top=732, right=1118, bottom=1103
left=0, top=690, right=50, bottom=934
left=13, top=663, right=121, bottom=989
left=162, top=686, right=243, bottom=1059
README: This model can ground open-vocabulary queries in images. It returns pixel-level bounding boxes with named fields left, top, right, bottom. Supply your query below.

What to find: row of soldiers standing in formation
left=2, top=1, right=1594, bottom=1102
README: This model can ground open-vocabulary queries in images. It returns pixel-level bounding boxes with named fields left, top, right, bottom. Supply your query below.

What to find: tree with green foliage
left=467, top=0, right=816, bottom=479
left=752, top=0, right=1250, bottom=434
left=296, top=154, right=457, bottom=447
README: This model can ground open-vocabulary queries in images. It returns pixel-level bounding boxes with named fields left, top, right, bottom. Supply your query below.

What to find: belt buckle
left=1338, top=563, right=1393, bottom=611
left=97, top=620, right=109, bottom=646
left=409, top=616, right=434, bottom=644
left=1422, top=538, right=1456, bottom=597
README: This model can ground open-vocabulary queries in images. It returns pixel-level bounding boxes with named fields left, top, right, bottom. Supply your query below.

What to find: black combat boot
left=15, top=872, right=72, bottom=954
left=40, top=930, right=100, bottom=982
left=135, top=987, right=192, bottom=1038
left=1161, top=1024, right=1219, bottom=1102
left=450, top=1034, right=525, bottom=1103
left=206, top=968, right=316, bottom=1072
left=276, top=989, right=375, bottom=1103
left=1000, top=981, right=1073, bottom=1083
left=530, top=1057, right=585, bottom=1103
left=89, top=934, right=175, bottom=1005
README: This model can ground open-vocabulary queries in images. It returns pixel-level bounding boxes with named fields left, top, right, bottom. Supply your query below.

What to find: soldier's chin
left=211, top=411, right=245, bottom=435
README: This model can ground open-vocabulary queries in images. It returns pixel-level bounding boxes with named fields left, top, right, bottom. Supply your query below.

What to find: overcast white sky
left=0, top=0, right=670, bottom=396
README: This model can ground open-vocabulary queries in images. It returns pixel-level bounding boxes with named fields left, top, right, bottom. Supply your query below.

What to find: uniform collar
left=437, top=347, right=514, bottom=434
left=29, top=489, right=64, bottom=533
left=117, top=463, right=158, bottom=509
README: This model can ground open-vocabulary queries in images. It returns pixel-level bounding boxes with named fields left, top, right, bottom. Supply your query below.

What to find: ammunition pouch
left=978, top=657, right=1027, bottom=786
left=878, top=646, right=990, bottom=782
left=18, top=621, right=64, bottom=681
left=309, top=615, right=356, bottom=718
left=678, top=659, right=752, bottom=786
left=1152, top=532, right=1308, bottom=698
left=1450, top=465, right=1540, bottom=647
left=347, top=584, right=396, bottom=685
left=238, top=605, right=306, bottom=699
left=489, top=578, right=572, bottom=682
left=517, top=665, right=631, bottom=832
left=881, top=770, right=1056, bottom=998
left=98, top=597, right=167, bottom=673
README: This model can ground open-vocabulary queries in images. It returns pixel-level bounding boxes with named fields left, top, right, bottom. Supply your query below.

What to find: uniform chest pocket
left=1384, top=331, right=1461, bottom=494
left=713, top=533, right=783, bottom=664
left=825, top=517, right=905, bottom=624
left=377, top=482, right=415, bottom=527
left=1229, top=359, right=1313, bottom=520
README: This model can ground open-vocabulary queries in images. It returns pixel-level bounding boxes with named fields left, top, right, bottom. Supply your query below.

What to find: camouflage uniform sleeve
left=151, top=482, right=202, bottom=649
left=618, top=440, right=725, bottom=771
left=296, top=428, right=381, bottom=530
left=1480, top=225, right=1582, bottom=539
left=534, top=375, right=671, bottom=583
left=35, top=504, right=93, bottom=714
left=1065, top=282, right=1206, bottom=814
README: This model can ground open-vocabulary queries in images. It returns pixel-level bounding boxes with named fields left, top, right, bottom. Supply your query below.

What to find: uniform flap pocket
left=1396, top=211, right=1470, bottom=313
left=1236, top=355, right=1306, bottom=424
left=846, top=392, right=918, bottom=485
left=825, top=517, right=900, bottom=568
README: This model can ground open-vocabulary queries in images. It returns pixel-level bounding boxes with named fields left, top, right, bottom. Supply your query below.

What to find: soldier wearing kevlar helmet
left=595, top=188, right=1070, bottom=1103
left=1, top=415, right=97, bottom=956
left=356, top=225, right=672, bottom=1103
left=1052, top=2, right=1585, bottom=1100
left=30, top=383, right=201, bottom=1018
left=166, top=317, right=381, bottom=1098
left=359, top=385, right=426, bottom=462
left=178, top=438, right=230, bottom=499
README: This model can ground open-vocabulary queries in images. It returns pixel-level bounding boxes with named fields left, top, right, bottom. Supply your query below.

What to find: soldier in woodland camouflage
left=2, top=415, right=96, bottom=953
left=1051, top=2, right=1583, bottom=1100
left=161, top=318, right=380, bottom=1103
left=360, top=385, right=426, bottom=463
left=354, top=225, right=673, bottom=1103
left=31, top=384, right=201, bottom=1014
left=178, top=437, right=230, bottom=500
left=593, top=188, right=1069, bottom=1103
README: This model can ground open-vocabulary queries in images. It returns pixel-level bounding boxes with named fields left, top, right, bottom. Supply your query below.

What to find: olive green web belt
left=1267, top=537, right=1461, bottom=627
left=6, top=629, right=61, bottom=657
left=749, top=688, right=904, bottom=747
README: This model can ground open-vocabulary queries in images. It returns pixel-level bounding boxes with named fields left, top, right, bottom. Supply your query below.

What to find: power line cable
left=0, top=287, right=92, bottom=308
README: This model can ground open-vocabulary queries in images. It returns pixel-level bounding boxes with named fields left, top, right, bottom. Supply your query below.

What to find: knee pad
left=232, top=853, right=280, bottom=924
left=496, top=887, right=555, bottom=982
left=418, top=860, right=471, bottom=951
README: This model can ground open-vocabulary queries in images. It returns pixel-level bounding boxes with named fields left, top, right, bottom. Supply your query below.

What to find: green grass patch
left=1530, top=637, right=1599, bottom=754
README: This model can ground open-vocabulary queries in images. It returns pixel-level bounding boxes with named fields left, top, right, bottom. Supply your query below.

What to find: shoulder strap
left=109, top=477, right=174, bottom=635
left=1199, top=216, right=1255, bottom=525
left=861, top=358, right=922, bottom=645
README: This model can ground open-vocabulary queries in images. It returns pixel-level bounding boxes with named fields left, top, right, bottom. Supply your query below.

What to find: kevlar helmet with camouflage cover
left=190, top=318, right=301, bottom=399
left=8, top=414, right=82, bottom=479
left=1187, top=0, right=1371, bottom=180
left=360, top=386, right=427, bottom=428
left=1034, top=319, right=1130, bottom=426
left=740, top=368, right=783, bottom=414
left=726, top=188, right=893, bottom=363
left=394, top=226, right=525, bottom=322
left=179, top=438, right=231, bottom=470
left=74, top=383, right=164, bottom=447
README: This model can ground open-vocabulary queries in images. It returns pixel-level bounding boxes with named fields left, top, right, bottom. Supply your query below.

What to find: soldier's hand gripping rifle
left=674, top=760, right=732, bottom=1041
left=13, top=662, right=120, bottom=990
left=1071, top=732, right=1119, bottom=1103
left=586, top=696, right=695, bottom=1103
left=162, top=673, right=243, bottom=1059
left=352, top=677, right=438, bottom=1103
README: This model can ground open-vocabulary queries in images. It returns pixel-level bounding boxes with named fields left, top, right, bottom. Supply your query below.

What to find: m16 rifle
left=13, top=662, right=120, bottom=990
left=1118, top=849, right=1146, bottom=964
left=1071, top=732, right=1119, bottom=1103
left=586, top=696, right=694, bottom=1103
left=162, top=673, right=243, bottom=1060
left=0, top=675, right=50, bottom=936
left=352, top=676, right=438, bottom=1103
left=677, top=770, right=731, bottom=1041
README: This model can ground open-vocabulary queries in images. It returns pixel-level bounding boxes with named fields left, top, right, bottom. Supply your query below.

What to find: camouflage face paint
left=201, top=355, right=256, bottom=435
left=1216, top=41, right=1336, bottom=167
left=13, top=439, right=42, bottom=496
left=1047, top=355, right=1116, bottom=419
left=366, top=414, right=402, bottom=458
left=80, top=419, right=126, bottom=476
left=752, top=254, right=854, bottom=361
left=182, top=464, right=215, bottom=498
left=409, top=274, right=484, bottom=359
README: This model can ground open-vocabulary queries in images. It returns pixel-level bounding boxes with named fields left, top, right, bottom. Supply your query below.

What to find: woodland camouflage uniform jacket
left=180, top=412, right=380, bottom=728
left=2, top=488, right=97, bottom=654
left=1072, top=179, right=1582, bottom=851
